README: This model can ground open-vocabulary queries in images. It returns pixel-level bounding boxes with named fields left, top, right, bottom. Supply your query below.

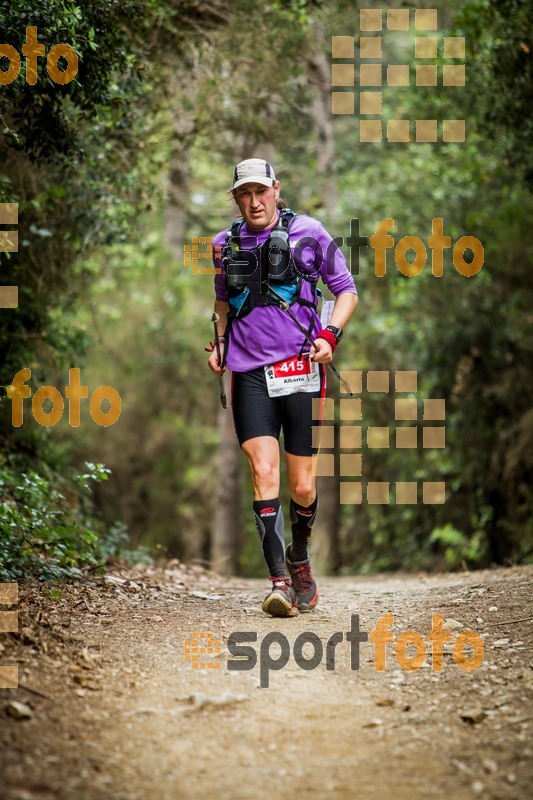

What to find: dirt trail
left=1, top=564, right=532, bottom=799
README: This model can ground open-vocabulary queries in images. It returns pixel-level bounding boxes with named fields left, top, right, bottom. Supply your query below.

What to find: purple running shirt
left=212, top=211, right=357, bottom=372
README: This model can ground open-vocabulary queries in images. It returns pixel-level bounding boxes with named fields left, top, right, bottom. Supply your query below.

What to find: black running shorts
left=230, top=363, right=327, bottom=456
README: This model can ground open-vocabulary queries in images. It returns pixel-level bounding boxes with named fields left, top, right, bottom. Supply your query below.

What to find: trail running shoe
left=285, top=545, right=319, bottom=612
left=262, top=576, right=299, bottom=617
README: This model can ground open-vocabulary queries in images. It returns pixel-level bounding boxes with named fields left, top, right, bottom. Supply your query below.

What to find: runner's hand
left=310, top=338, right=333, bottom=364
left=208, top=345, right=226, bottom=375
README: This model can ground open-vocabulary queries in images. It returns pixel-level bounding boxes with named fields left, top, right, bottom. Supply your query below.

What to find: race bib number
left=265, top=354, right=320, bottom=397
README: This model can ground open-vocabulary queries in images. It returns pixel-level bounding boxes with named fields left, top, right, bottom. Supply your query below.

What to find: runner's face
left=233, top=181, right=280, bottom=230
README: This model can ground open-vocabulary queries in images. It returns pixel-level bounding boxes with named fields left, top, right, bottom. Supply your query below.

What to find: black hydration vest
left=224, top=209, right=316, bottom=318
left=220, top=209, right=320, bottom=367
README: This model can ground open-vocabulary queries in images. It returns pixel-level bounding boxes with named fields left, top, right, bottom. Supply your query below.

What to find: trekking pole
left=211, top=312, right=227, bottom=409
left=267, top=288, right=354, bottom=396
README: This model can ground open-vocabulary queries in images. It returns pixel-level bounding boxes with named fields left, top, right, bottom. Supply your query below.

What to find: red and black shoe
left=285, top=545, right=319, bottom=612
left=262, top=576, right=299, bottom=618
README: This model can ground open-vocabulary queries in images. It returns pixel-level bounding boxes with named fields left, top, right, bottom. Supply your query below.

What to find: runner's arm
left=328, top=290, right=358, bottom=329
left=214, top=300, right=229, bottom=340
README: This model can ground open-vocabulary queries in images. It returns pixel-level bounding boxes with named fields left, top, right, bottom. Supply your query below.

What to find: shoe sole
left=262, top=593, right=298, bottom=617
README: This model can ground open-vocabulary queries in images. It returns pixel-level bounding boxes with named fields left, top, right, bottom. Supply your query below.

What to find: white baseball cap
left=232, top=158, right=276, bottom=190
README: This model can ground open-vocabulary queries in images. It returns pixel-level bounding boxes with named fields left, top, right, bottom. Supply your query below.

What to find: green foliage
left=79, top=0, right=532, bottom=573
left=0, top=456, right=131, bottom=581
left=457, top=0, right=533, bottom=184
left=0, top=0, right=229, bottom=160
left=0, top=0, right=531, bottom=578
left=68, top=221, right=222, bottom=561
left=429, top=524, right=485, bottom=568
left=0, top=0, right=292, bottom=577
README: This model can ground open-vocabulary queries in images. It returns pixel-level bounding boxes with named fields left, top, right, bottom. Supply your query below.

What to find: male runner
left=207, top=158, right=358, bottom=617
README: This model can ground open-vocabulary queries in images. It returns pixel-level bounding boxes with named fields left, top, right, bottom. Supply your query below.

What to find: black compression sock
left=253, top=498, right=286, bottom=578
left=289, top=495, right=319, bottom=562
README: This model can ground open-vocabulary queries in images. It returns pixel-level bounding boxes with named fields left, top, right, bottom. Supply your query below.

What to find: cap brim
left=232, top=176, right=274, bottom=190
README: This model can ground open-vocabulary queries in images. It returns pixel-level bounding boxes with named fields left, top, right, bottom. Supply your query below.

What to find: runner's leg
left=232, top=369, right=287, bottom=577
left=279, top=365, right=325, bottom=610
left=285, top=454, right=317, bottom=560
left=283, top=362, right=326, bottom=558
left=241, top=437, right=286, bottom=577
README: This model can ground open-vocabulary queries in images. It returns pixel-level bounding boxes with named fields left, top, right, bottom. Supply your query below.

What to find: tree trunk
left=307, top=23, right=336, bottom=212
left=164, top=161, right=189, bottom=254
left=314, top=473, right=341, bottom=574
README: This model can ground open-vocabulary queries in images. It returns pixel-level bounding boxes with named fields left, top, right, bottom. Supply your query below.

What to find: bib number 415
left=274, top=356, right=311, bottom=378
